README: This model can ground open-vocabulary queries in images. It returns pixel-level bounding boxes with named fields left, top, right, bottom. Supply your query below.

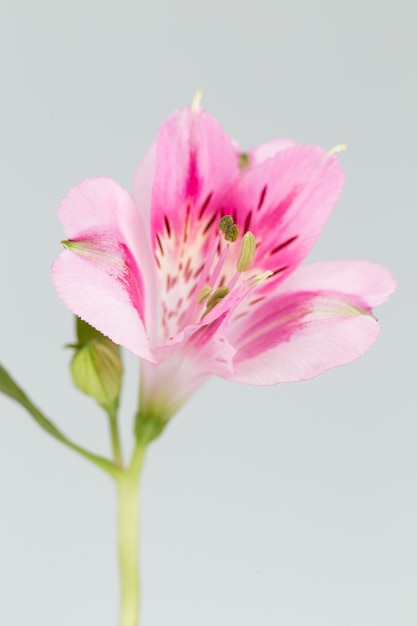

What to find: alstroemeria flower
left=52, top=101, right=395, bottom=420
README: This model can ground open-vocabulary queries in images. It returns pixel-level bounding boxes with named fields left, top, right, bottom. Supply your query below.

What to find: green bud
left=71, top=340, right=123, bottom=409
left=70, top=318, right=123, bottom=410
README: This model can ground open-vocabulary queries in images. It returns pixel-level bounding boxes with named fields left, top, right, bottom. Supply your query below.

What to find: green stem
left=116, top=441, right=146, bottom=626
left=108, top=407, right=123, bottom=468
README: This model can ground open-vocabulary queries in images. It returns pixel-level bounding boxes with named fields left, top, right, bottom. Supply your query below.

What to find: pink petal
left=224, top=261, right=394, bottom=385
left=248, top=138, right=295, bottom=166
left=230, top=314, right=379, bottom=385
left=140, top=313, right=236, bottom=420
left=53, top=251, right=154, bottom=360
left=133, top=106, right=241, bottom=343
left=137, top=106, right=240, bottom=247
left=52, top=178, right=155, bottom=360
left=277, top=260, right=396, bottom=307
left=224, top=145, right=345, bottom=286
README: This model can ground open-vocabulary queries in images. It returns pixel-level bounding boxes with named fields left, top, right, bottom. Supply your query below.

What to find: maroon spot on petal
left=270, top=264, right=290, bottom=277
left=202, top=211, right=217, bottom=235
left=274, top=188, right=298, bottom=216
left=156, top=233, right=164, bottom=255
left=164, top=215, right=171, bottom=238
left=270, top=235, right=298, bottom=256
left=257, top=185, right=267, bottom=211
left=232, top=311, right=248, bottom=321
left=243, top=211, right=252, bottom=233
left=198, top=192, right=213, bottom=219
left=193, top=263, right=205, bottom=278
left=249, top=296, right=265, bottom=306
left=183, top=203, right=191, bottom=243
left=184, top=257, right=192, bottom=282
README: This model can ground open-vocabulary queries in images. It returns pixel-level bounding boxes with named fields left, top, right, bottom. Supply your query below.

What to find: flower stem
left=116, top=441, right=146, bottom=626
left=108, top=406, right=123, bottom=467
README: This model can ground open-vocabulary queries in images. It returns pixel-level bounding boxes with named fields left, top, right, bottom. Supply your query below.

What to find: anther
left=218, top=216, right=239, bottom=242
left=196, top=284, right=212, bottom=304
left=236, top=231, right=256, bottom=272
left=203, top=286, right=230, bottom=316
left=219, top=215, right=234, bottom=232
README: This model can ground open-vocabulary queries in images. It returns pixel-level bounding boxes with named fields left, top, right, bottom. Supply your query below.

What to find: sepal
left=134, top=412, right=167, bottom=444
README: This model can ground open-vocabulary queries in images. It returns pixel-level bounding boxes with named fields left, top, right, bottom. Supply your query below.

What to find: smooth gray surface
left=0, top=2, right=415, bottom=625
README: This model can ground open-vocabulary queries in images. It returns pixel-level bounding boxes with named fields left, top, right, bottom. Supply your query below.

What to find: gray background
left=0, top=2, right=415, bottom=625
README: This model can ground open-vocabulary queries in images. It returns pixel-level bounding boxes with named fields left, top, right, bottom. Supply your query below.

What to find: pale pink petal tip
left=229, top=315, right=381, bottom=386
left=225, top=259, right=395, bottom=386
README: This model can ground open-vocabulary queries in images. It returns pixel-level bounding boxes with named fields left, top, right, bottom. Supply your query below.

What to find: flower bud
left=70, top=318, right=123, bottom=410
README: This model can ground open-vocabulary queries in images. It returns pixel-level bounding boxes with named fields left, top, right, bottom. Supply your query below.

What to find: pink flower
left=52, top=101, right=395, bottom=420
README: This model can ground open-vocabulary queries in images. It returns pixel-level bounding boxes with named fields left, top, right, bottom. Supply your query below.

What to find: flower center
left=193, top=216, right=257, bottom=320
left=156, top=211, right=263, bottom=343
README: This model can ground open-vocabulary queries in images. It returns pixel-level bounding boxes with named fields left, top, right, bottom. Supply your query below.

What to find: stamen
left=209, top=244, right=229, bottom=287
left=180, top=234, right=221, bottom=327
left=203, top=286, right=230, bottom=316
left=236, top=231, right=256, bottom=272
left=196, top=284, right=212, bottom=304
left=249, top=270, right=273, bottom=285
left=225, top=224, right=238, bottom=242
left=219, top=215, right=234, bottom=232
